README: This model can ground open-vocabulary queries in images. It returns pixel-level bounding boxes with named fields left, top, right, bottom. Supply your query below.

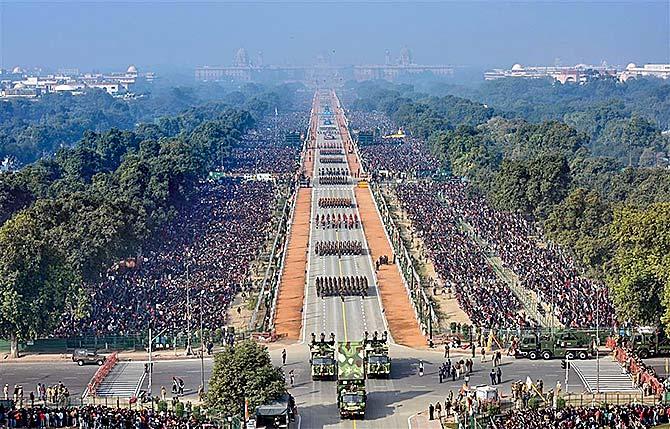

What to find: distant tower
left=385, top=50, right=391, bottom=65
left=234, top=48, right=249, bottom=67
left=257, top=51, right=264, bottom=67
left=399, top=46, right=412, bottom=66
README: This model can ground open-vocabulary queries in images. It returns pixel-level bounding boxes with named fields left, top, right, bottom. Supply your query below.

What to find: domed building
left=511, top=63, right=524, bottom=72
left=234, top=48, right=249, bottom=67
left=126, top=65, right=138, bottom=76
left=399, top=47, right=413, bottom=66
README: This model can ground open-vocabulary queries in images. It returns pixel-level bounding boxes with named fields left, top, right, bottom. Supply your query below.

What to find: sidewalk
left=409, top=411, right=444, bottom=429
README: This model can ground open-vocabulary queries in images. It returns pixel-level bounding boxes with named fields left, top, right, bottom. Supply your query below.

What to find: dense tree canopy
left=207, top=341, right=285, bottom=417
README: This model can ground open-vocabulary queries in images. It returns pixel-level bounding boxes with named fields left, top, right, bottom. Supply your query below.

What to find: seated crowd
left=0, top=404, right=219, bottom=428
left=500, top=404, right=669, bottom=429
left=440, top=180, right=615, bottom=328
left=223, top=113, right=306, bottom=175
left=396, top=181, right=532, bottom=329
left=55, top=178, right=276, bottom=337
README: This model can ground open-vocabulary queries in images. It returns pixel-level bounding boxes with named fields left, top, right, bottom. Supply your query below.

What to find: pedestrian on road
left=160, top=386, right=167, bottom=401
left=464, top=374, right=470, bottom=387
left=471, top=343, right=476, bottom=358
left=444, top=344, right=449, bottom=358
left=418, top=360, right=424, bottom=377
left=439, top=368, right=444, bottom=384
left=282, top=349, right=287, bottom=365
left=178, top=378, right=185, bottom=395
left=450, top=366, right=456, bottom=382
left=428, top=403, right=434, bottom=421
left=496, top=367, right=502, bottom=385
left=289, top=370, right=295, bottom=387
left=480, top=347, right=486, bottom=363
left=3, top=384, right=7, bottom=400
left=489, top=369, right=496, bottom=385
left=435, top=401, right=442, bottom=419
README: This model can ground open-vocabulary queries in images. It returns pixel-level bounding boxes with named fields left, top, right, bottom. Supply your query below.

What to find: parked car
left=72, top=349, right=106, bottom=366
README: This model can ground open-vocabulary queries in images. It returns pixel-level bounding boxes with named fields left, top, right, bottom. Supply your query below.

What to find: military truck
left=364, top=331, right=391, bottom=378
left=516, top=330, right=594, bottom=360
left=310, top=332, right=337, bottom=380
left=625, top=327, right=670, bottom=358
left=336, top=341, right=366, bottom=419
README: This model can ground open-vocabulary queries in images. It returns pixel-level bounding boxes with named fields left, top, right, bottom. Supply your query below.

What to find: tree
left=544, top=188, right=613, bottom=274
left=608, top=204, right=670, bottom=330
left=207, top=341, right=285, bottom=418
left=0, top=208, right=78, bottom=357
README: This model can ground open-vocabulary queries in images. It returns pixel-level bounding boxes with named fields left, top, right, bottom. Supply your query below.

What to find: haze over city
left=1, top=0, right=669, bottom=71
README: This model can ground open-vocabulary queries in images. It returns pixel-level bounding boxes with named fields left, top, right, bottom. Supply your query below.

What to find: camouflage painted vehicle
left=310, top=333, right=337, bottom=380
left=336, top=341, right=366, bottom=419
left=364, top=331, right=391, bottom=378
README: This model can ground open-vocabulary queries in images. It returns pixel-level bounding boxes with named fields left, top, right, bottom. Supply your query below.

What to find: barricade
left=86, top=351, right=119, bottom=397
left=611, top=346, right=665, bottom=396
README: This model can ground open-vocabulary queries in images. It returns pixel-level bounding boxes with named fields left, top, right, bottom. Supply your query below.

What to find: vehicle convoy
left=336, top=341, right=366, bottom=419
left=310, top=332, right=337, bottom=380
left=515, top=330, right=594, bottom=360
left=364, top=331, right=391, bottom=378
left=622, top=327, right=670, bottom=358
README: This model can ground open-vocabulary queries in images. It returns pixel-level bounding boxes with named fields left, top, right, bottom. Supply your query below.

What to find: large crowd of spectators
left=499, top=404, right=669, bottom=429
left=55, top=178, right=276, bottom=337
left=440, top=180, right=615, bottom=328
left=224, top=113, right=306, bottom=175
left=361, top=139, right=441, bottom=177
left=394, top=177, right=615, bottom=330
left=0, top=404, right=219, bottom=428
left=396, top=181, right=533, bottom=329
left=347, top=110, right=396, bottom=137
left=349, top=111, right=441, bottom=177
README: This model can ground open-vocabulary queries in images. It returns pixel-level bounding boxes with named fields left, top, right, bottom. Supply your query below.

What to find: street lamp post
left=596, top=285, right=600, bottom=393
left=186, top=259, right=193, bottom=356
left=200, top=291, right=205, bottom=394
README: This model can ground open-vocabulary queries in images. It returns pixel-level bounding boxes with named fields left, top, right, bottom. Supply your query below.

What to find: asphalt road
left=303, top=98, right=387, bottom=345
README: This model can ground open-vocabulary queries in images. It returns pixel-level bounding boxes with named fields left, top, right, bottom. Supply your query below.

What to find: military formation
left=318, top=197, right=352, bottom=208
left=314, top=240, right=363, bottom=256
left=316, top=275, right=369, bottom=297
left=320, top=149, right=344, bottom=156
left=314, top=213, right=360, bottom=229
left=319, top=167, right=347, bottom=176
left=319, top=176, right=351, bottom=185
left=318, top=141, right=340, bottom=149
left=319, top=157, right=346, bottom=164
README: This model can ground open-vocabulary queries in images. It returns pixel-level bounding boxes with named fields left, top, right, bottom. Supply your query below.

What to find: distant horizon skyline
left=3, top=54, right=664, bottom=74
left=1, top=1, right=668, bottom=71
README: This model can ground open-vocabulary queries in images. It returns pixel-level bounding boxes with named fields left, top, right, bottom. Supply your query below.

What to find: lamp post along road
left=200, top=291, right=205, bottom=393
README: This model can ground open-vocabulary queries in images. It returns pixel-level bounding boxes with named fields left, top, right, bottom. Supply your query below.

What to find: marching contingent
left=314, top=212, right=360, bottom=229
left=314, top=240, right=364, bottom=257
left=315, top=276, right=369, bottom=297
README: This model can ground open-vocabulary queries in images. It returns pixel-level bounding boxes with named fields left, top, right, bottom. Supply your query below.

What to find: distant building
left=619, top=63, right=670, bottom=81
left=484, top=63, right=617, bottom=84
left=195, top=47, right=453, bottom=84
left=0, top=64, right=154, bottom=99
left=485, top=62, right=670, bottom=84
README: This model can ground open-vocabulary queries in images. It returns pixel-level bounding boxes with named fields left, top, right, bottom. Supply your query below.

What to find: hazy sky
left=1, top=1, right=668, bottom=71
